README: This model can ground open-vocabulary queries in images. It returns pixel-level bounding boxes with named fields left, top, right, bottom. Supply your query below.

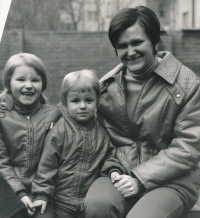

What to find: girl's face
left=10, top=65, right=43, bottom=106
left=66, top=89, right=97, bottom=123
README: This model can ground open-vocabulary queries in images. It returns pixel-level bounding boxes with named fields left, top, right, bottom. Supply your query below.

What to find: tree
left=59, top=0, right=86, bottom=30
left=94, top=0, right=105, bottom=31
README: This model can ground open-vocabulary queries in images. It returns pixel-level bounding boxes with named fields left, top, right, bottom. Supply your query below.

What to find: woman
left=83, top=6, right=200, bottom=218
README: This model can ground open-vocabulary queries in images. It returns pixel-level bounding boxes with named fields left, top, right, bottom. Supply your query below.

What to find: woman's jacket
left=98, top=51, right=200, bottom=208
left=32, top=114, right=125, bottom=210
left=0, top=103, right=62, bottom=198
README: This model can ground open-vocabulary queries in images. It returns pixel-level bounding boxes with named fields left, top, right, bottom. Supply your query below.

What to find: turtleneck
left=14, top=99, right=41, bottom=115
left=124, top=57, right=161, bottom=122
left=126, top=57, right=159, bottom=80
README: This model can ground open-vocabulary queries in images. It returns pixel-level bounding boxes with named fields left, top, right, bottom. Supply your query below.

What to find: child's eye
left=16, top=78, right=24, bottom=81
left=71, top=99, right=80, bottom=103
left=32, top=79, right=40, bottom=82
left=86, top=99, right=94, bottom=103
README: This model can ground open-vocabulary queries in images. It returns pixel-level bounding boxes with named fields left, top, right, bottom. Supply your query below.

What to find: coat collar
left=154, top=51, right=182, bottom=84
left=100, top=51, right=182, bottom=85
left=64, top=113, right=96, bottom=131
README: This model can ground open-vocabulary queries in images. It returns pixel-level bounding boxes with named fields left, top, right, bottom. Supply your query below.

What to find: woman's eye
left=117, top=44, right=126, bottom=49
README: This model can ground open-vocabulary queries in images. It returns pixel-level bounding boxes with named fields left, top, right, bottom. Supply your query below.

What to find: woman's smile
left=116, top=20, right=155, bottom=75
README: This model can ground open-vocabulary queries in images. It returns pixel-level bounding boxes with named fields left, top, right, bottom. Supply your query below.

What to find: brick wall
left=0, top=30, right=199, bottom=105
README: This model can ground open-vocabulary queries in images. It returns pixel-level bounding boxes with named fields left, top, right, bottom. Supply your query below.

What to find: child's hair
left=0, top=53, right=49, bottom=110
left=61, top=69, right=100, bottom=107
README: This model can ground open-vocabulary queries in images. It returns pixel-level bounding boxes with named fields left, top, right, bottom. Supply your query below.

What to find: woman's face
left=116, top=21, right=155, bottom=75
left=10, top=65, right=43, bottom=106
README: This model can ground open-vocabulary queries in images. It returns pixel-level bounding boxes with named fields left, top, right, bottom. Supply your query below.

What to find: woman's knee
left=83, top=177, right=126, bottom=217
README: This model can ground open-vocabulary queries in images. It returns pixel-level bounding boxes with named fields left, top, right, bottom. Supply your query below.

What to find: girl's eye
left=32, top=79, right=40, bottom=82
left=16, top=78, right=24, bottom=81
left=72, top=99, right=79, bottom=103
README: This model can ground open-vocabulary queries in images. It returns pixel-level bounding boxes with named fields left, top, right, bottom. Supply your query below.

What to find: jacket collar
left=154, top=51, right=182, bottom=84
left=100, top=51, right=182, bottom=85
left=64, top=113, right=96, bottom=131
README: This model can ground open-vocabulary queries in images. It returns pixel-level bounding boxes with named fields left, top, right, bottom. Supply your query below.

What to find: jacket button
left=176, top=94, right=181, bottom=98
left=121, top=153, right=124, bottom=156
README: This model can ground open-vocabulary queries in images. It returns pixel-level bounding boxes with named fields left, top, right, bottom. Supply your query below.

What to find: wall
left=0, top=30, right=199, bottom=105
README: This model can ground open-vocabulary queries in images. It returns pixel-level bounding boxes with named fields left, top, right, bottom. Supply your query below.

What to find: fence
left=0, top=29, right=199, bottom=105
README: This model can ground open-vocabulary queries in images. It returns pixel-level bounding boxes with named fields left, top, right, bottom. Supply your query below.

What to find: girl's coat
left=0, top=103, right=62, bottom=198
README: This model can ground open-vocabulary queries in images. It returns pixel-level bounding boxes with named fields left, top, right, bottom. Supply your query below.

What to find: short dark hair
left=108, top=6, right=160, bottom=54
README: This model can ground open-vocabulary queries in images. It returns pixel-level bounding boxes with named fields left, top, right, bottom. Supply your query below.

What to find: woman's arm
left=132, top=79, right=200, bottom=191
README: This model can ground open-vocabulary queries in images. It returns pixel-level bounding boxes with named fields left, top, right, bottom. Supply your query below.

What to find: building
left=170, top=0, right=200, bottom=30
left=58, top=0, right=200, bottom=31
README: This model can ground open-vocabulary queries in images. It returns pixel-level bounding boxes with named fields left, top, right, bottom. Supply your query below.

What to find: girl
left=0, top=53, right=62, bottom=218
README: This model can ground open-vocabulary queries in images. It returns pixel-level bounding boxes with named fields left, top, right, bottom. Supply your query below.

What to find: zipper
left=25, top=115, right=34, bottom=181
left=76, top=128, right=90, bottom=210
left=115, top=75, right=146, bottom=165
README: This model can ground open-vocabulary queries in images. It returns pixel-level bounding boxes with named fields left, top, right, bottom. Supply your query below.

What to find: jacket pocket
left=139, top=141, right=159, bottom=163
left=116, top=145, right=138, bottom=173
left=43, top=122, right=55, bottom=134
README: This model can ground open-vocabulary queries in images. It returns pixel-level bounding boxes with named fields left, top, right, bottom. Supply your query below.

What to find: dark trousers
left=0, top=176, right=26, bottom=218
left=31, top=202, right=54, bottom=218
left=54, top=203, right=83, bottom=218
left=83, top=177, right=188, bottom=218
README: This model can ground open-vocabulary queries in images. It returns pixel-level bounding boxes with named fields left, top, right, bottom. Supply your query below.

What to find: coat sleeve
left=132, top=79, right=200, bottom=190
left=0, top=123, right=26, bottom=194
left=100, top=128, right=126, bottom=176
left=32, top=120, right=64, bottom=198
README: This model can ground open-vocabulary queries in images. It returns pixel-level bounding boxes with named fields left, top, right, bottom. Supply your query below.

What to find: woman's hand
left=20, top=196, right=35, bottom=216
left=110, top=171, right=121, bottom=183
left=33, top=200, right=47, bottom=214
left=112, top=175, right=140, bottom=198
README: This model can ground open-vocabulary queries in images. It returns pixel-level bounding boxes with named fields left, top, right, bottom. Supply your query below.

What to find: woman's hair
left=0, top=53, right=49, bottom=109
left=108, top=6, right=160, bottom=55
left=61, top=69, right=100, bottom=107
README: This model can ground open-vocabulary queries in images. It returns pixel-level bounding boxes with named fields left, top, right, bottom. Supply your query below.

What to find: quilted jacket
left=98, top=51, right=200, bottom=209
left=32, top=114, right=125, bottom=210
left=0, top=103, right=62, bottom=198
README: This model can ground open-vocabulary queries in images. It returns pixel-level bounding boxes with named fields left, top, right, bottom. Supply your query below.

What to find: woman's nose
left=127, top=46, right=136, bottom=56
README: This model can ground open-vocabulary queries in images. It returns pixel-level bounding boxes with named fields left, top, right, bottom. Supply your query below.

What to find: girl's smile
left=10, top=66, right=43, bottom=106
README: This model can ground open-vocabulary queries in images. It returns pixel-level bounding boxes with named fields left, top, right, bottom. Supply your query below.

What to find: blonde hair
left=0, top=53, right=49, bottom=110
left=61, top=69, right=100, bottom=107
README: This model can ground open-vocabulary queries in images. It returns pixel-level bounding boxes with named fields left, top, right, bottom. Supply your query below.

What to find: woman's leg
left=54, top=203, right=78, bottom=218
left=83, top=177, right=129, bottom=218
left=126, top=187, right=187, bottom=218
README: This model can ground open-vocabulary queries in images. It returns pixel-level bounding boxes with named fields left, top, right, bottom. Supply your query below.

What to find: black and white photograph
left=0, top=1, right=200, bottom=218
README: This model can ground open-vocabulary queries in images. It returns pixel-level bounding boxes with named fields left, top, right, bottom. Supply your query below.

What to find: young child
left=32, top=70, right=125, bottom=218
left=0, top=53, right=62, bottom=218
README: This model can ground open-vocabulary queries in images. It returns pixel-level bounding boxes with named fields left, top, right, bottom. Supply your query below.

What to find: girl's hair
left=109, top=6, right=160, bottom=55
left=0, top=53, right=49, bottom=110
left=61, top=69, right=100, bottom=107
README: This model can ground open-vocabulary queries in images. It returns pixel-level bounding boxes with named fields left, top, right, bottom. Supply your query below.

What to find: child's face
left=10, top=65, right=43, bottom=106
left=66, top=89, right=97, bottom=123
